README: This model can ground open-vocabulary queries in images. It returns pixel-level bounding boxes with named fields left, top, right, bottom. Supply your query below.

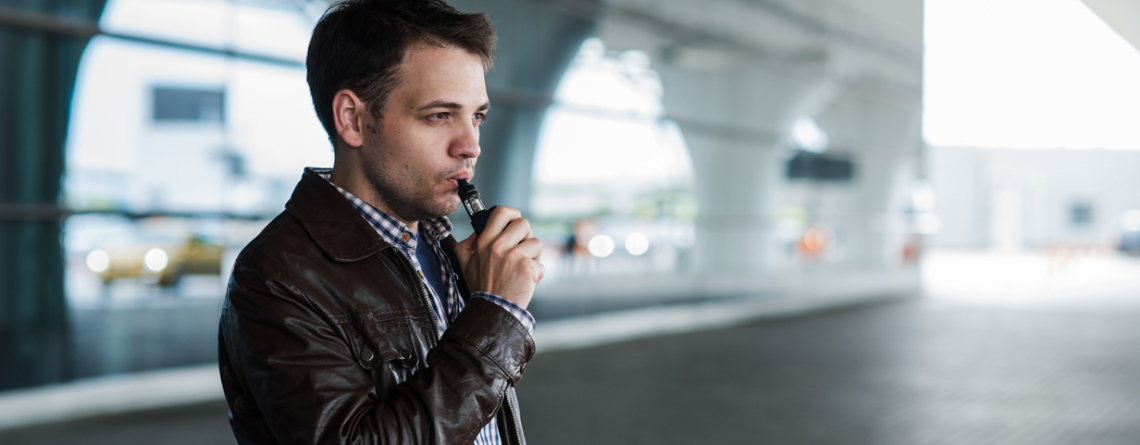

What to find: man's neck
left=328, top=167, right=420, bottom=234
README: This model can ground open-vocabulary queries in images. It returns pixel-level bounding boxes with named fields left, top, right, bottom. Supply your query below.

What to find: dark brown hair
left=306, top=0, right=496, bottom=145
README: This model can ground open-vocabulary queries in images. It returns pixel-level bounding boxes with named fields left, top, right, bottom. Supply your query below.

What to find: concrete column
left=657, top=60, right=830, bottom=275
left=684, top=133, right=784, bottom=272
left=0, top=0, right=107, bottom=390
left=450, top=0, right=598, bottom=211
left=818, top=87, right=924, bottom=267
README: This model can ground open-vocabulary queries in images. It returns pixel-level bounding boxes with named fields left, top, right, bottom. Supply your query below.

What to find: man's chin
left=424, top=196, right=461, bottom=220
left=440, top=199, right=461, bottom=218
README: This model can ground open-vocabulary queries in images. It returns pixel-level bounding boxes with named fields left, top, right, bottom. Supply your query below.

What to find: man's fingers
left=477, top=206, right=522, bottom=248
left=492, top=218, right=532, bottom=251
left=466, top=206, right=544, bottom=301
left=512, top=237, right=542, bottom=260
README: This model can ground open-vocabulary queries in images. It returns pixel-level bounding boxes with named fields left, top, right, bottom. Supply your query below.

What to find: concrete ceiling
left=1082, top=0, right=1140, bottom=52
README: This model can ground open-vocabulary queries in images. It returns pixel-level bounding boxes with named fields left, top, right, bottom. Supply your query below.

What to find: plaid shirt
left=320, top=171, right=535, bottom=445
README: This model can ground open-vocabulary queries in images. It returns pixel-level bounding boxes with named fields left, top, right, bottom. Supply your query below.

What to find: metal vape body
left=457, top=179, right=495, bottom=234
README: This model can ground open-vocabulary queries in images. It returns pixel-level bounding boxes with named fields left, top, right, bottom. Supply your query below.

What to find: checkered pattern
left=318, top=170, right=535, bottom=445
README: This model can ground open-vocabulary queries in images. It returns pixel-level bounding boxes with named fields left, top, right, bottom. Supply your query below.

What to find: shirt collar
left=315, top=169, right=452, bottom=250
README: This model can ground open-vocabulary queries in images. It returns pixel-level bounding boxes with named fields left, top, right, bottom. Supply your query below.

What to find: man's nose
left=451, top=120, right=481, bottom=159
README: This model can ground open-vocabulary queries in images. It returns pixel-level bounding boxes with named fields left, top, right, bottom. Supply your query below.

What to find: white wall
left=929, top=146, right=1140, bottom=249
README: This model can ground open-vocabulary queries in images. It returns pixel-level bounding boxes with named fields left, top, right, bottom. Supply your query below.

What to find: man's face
left=359, top=44, right=488, bottom=223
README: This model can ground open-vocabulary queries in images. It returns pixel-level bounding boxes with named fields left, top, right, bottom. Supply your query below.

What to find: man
left=218, top=1, right=544, bottom=444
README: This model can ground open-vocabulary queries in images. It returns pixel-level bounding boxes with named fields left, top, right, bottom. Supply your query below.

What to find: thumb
left=453, top=233, right=477, bottom=269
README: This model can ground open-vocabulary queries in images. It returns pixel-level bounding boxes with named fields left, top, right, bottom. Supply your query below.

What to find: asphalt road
left=5, top=297, right=1140, bottom=445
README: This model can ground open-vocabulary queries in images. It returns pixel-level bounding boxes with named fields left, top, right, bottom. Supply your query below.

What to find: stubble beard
left=360, top=148, right=461, bottom=223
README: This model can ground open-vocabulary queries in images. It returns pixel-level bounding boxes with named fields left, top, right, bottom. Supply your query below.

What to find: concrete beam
left=1082, top=0, right=1140, bottom=52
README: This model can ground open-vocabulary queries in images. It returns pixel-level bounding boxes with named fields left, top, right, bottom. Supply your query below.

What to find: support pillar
left=451, top=0, right=599, bottom=211
left=0, top=0, right=106, bottom=390
left=658, top=61, right=828, bottom=277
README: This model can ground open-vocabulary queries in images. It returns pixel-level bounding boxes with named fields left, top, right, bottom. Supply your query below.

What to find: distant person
left=218, top=1, right=543, bottom=444
left=562, top=218, right=597, bottom=275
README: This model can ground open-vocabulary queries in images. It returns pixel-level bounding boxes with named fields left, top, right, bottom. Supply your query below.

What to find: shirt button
left=361, top=349, right=375, bottom=362
left=401, top=232, right=411, bottom=242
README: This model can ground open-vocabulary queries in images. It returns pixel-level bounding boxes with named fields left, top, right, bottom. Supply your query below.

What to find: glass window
left=1070, top=201, right=1094, bottom=227
left=62, top=0, right=328, bottom=378
left=531, top=38, right=696, bottom=279
left=152, top=87, right=226, bottom=123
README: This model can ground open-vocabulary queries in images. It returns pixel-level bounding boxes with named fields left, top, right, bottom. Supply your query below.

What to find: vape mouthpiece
left=457, top=178, right=494, bottom=234
left=457, top=179, right=486, bottom=214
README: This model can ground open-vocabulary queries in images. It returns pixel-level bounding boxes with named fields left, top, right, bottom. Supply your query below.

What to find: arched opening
left=530, top=38, right=696, bottom=278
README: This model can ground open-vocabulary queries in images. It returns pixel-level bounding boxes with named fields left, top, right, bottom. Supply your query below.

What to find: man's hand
left=454, top=206, right=544, bottom=309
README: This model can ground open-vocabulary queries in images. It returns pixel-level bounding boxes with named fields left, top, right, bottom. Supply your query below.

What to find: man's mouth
left=446, top=171, right=473, bottom=189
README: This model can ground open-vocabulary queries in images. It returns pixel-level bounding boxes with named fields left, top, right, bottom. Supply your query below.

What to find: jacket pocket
left=342, top=313, right=420, bottom=396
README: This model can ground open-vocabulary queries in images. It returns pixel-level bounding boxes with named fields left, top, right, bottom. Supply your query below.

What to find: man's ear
left=332, top=89, right=367, bottom=148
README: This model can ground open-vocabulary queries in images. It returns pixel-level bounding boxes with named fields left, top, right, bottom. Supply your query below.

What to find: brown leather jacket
left=218, top=168, right=534, bottom=445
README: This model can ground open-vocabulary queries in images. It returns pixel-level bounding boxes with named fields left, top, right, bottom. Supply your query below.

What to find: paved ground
left=0, top=400, right=235, bottom=445
left=518, top=298, right=1140, bottom=444
left=5, top=296, right=1140, bottom=445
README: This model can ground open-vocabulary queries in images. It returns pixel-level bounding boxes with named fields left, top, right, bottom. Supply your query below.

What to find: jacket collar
left=284, top=167, right=392, bottom=262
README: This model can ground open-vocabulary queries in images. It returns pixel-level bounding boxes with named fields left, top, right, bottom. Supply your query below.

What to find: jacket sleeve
left=219, top=254, right=535, bottom=445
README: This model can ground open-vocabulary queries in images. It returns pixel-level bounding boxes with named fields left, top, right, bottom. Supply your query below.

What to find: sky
left=924, top=0, right=1140, bottom=150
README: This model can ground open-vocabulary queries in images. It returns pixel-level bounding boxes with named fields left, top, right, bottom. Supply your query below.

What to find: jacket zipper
left=390, top=250, right=441, bottom=341
left=506, top=388, right=523, bottom=445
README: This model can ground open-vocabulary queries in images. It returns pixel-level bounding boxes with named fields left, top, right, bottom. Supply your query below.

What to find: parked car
left=1121, top=230, right=1140, bottom=256
left=1119, top=210, right=1140, bottom=256
left=87, top=234, right=225, bottom=287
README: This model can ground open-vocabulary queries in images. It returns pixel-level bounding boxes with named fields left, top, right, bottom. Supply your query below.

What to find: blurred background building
left=2, top=0, right=1140, bottom=443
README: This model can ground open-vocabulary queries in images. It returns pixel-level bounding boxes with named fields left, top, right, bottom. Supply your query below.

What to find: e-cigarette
left=457, top=179, right=496, bottom=234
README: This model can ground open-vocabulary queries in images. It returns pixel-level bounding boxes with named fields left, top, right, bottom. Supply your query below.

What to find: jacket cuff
left=445, top=297, right=536, bottom=383
left=472, top=292, right=536, bottom=335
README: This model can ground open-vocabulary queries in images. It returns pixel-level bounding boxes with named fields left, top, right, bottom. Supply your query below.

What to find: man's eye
left=428, top=112, right=449, bottom=121
left=473, top=113, right=487, bottom=126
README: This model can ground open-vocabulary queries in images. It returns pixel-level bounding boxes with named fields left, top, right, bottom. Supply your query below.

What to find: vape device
left=457, top=179, right=496, bottom=234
